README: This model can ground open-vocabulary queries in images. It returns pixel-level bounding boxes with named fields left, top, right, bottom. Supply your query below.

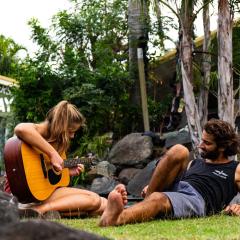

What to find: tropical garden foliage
left=12, top=0, right=130, bottom=138
left=1, top=0, right=240, bottom=157
left=3, top=0, right=173, bottom=156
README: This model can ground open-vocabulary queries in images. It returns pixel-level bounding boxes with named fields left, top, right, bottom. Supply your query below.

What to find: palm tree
left=0, top=35, right=25, bottom=75
left=128, top=0, right=148, bottom=106
left=128, top=0, right=149, bottom=131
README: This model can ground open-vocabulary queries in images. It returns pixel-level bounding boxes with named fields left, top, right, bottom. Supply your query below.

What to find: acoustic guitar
left=4, top=137, right=93, bottom=203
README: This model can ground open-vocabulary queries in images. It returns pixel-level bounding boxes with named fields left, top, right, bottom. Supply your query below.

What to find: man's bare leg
left=100, top=184, right=172, bottom=227
left=146, top=144, right=189, bottom=197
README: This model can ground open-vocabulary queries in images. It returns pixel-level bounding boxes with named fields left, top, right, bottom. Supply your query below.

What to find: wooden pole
left=137, top=48, right=150, bottom=131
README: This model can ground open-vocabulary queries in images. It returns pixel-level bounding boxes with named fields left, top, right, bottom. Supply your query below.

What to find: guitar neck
left=63, top=157, right=92, bottom=168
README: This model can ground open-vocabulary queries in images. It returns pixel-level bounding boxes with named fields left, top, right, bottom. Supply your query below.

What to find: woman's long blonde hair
left=45, top=100, right=85, bottom=153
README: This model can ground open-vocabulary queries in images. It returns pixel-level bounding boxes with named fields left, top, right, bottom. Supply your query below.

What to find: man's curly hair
left=203, top=119, right=240, bottom=157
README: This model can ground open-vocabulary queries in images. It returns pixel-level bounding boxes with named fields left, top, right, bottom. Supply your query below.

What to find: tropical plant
left=70, top=132, right=113, bottom=186
left=0, top=35, right=25, bottom=76
left=148, top=94, right=172, bottom=133
left=11, top=0, right=132, bottom=141
left=0, top=35, right=25, bottom=166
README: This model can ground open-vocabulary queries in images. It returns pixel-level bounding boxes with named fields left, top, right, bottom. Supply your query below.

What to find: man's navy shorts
left=163, top=181, right=206, bottom=218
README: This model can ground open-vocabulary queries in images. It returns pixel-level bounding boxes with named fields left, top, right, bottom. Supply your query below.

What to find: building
left=0, top=75, right=17, bottom=172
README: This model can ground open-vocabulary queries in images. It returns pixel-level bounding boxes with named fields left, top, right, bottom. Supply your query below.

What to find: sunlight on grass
left=56, top=214, right=240, bottom=240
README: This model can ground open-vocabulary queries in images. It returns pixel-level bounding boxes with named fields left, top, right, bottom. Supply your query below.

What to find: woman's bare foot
left=99, top=184, right=127, bottom=227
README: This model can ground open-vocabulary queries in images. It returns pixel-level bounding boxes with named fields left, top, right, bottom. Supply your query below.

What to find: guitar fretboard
left=63, top=157, right=93, bottom=168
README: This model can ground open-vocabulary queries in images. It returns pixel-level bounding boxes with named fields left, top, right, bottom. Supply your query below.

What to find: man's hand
left=224, top=204, right=240, bottom=216
left=141, top=185, right=149, bottom=198
left=69, top=164, right=85, bottom=176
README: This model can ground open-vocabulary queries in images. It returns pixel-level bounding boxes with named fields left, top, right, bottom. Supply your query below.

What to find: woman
left=4, top=100, right=107, bottom=218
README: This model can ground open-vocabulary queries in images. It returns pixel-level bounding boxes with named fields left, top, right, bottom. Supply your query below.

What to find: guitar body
left=4, top=137, right=70, bottom=203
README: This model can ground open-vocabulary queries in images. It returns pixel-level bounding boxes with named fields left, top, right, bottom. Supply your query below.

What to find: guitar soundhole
left=48, top=169, right=62, bottom=185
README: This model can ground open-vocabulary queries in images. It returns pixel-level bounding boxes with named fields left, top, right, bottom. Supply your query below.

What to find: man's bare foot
left=99, top=184, right=127, bottom=227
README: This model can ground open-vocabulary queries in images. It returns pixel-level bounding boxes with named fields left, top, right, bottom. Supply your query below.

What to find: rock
left=118, top=168, right=141, bottom=185
left=96, top=161, right=116, bottom=177
left=0, top=190, right=19, bottom=226
left=90, top=176, right=119, bottom=196
left=164, top=128, right=191, bottom=149
left=127, top=160, right=157, bottom=197
left=142, top=131, right=165, bottom=147
left=108, top=133, right=153, bottom=167
left=0, top=219, right=108, bottom=240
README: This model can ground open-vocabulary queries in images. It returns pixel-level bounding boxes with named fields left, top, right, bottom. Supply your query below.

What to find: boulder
left=0, top=220, right=108, bottom=240
left=164, top=128, right=191, bottom=149
left=90, top=176, right=119, bottom=197
left=127, top=160, right=157, bottom=197
left=0, top=190, right=19, bottom=226
left=95, top=161, right=116, bottom=177
left=118, top=168, right=141, bottom=185
left=108, top=133, right=153, bottom=167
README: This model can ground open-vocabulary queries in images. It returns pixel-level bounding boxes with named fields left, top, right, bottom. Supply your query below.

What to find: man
left=100, top=119, right=240, bottom=226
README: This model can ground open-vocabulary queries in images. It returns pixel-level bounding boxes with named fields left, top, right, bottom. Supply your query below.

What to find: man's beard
left=200, top=148, right=220, bottom=160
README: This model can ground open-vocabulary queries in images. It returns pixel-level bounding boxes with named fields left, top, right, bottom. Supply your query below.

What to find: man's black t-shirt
left=182, top=158, right=239, bottom=215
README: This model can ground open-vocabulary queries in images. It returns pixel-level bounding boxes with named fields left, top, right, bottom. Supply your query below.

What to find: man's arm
left=235, top=164, right=240, bottom=192
left=224, top=164, right=240, bottom=216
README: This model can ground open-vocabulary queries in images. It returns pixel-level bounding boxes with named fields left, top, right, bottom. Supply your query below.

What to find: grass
left=56, top=214, right=240, bottom=240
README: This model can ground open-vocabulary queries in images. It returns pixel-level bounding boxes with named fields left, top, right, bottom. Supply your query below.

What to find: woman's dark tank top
left=182, top=158, right=239, bottom=215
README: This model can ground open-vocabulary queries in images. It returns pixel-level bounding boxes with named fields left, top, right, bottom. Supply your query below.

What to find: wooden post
left=137, top=48, right=150, bottom=131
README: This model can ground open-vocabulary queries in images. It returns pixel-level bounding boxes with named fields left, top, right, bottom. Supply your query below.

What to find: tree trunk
left=128, top=0, right=148, bottom=106
left=218, top=0, right=234, bottom=126
left=198, top=0, right=211, bottom=128
left=179, top=2, right=202, bottom=154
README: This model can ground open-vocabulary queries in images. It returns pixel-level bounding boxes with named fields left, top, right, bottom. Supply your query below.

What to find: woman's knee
left=89, top=193, right=102, bottom=210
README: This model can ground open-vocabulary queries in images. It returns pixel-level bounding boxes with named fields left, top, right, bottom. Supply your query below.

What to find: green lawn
left=57, top=215, right=240, bottom=240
